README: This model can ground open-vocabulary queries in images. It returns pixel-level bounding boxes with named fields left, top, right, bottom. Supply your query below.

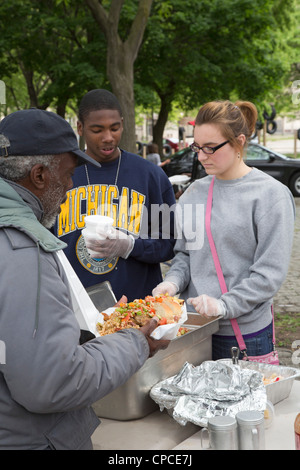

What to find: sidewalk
left=274, top=197, right=300, bottom=315
left=274, top=197, right=300, bottom=368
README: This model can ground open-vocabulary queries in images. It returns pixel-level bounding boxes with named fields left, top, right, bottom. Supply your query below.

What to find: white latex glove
left=84, top=227, right=134, bottom=259
left=152, top=281, right=178, bottom=297
left=187, top=294, right=226, bottom=317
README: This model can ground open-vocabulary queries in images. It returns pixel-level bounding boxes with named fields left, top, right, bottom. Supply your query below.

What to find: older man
left=0, top=109, right=168, bottom=450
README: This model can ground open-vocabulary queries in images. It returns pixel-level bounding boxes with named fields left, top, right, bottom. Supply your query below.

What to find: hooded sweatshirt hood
left=0, top=177, right=67, bottom=336
left=0, top=177, right=66, bottom=252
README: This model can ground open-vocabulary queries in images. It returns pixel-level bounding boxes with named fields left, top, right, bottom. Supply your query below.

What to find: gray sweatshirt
left=165, top=168, right=295, bottom=335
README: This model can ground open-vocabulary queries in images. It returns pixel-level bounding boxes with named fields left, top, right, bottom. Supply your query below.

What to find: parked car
left=163, top=138, right=179, bottom=157
left=163, top=142, right=300, bottom=197
left=136, top=138, right=179, bottom=157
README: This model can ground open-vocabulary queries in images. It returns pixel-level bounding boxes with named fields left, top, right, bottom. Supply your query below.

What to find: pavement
left=273, top=197, right=300, bottom=368
left=274, top=197, right=300, bottom=316
left=268, top=136, right=300, bottom=367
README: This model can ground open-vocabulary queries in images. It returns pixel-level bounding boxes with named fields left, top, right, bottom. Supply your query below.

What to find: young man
left=0, top=108, right=168, bottom=450
left=54, top=89, right=176, bottom=301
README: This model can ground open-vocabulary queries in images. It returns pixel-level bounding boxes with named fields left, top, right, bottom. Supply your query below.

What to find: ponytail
left=235, top=100, right=257, bottom=138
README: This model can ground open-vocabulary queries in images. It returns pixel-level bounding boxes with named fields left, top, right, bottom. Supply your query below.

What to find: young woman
left=153, top=100, right=295, bottom=360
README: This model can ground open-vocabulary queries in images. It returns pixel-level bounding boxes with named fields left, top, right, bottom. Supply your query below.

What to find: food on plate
left=96, top=294, right=184, bottom=336
left=177, top=327, right=189, bottom=336
left=262, top=373, right=283, bottom=385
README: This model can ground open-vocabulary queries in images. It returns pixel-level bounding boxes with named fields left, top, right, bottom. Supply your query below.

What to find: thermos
left=201, top=415, right=239, bottom=450
left=236, top=410, right=265, bottom=450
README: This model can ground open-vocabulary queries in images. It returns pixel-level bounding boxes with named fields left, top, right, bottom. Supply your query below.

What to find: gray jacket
left=0, top=178, right=149, bottom=449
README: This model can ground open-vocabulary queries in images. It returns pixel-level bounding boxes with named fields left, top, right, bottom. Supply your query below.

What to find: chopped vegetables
left=96, top=294, right=184, bottom=336
left=177, top=327, right=189, bottom=336
left=262, top=373, right=283, bottom=385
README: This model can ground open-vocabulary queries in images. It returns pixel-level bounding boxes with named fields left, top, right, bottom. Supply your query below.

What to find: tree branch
left=126, top=0, right=153, bottom=62
left=86, top=0, right=153, bottom=63
left=108, top=0, right=125, bottom=34
left=85, top=0, right=109, bottom=36
left=6, top=84, right=21, bottom=110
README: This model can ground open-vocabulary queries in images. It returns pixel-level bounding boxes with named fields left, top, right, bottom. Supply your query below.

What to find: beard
left=40, top=176, right=67, bottom=229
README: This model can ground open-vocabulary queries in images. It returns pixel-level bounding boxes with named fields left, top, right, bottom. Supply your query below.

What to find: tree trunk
left=22, top=69, right=39, bottom=108
left=85, top=0, right=153, bottom=154
left=56, top=100, right=67, bottom=118
left=153, top=86, right=175, bottom=157
left=106, top=40, right=136, bottom=153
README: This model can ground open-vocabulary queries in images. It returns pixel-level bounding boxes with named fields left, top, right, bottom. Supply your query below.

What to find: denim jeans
left=212, top=322, right=274, bottom=361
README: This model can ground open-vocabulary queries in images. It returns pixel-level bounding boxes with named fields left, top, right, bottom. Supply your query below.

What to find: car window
left=172, top=149, right=194, bottom=162
left=181, top=150, right=194, bottom=163
left=246, top=145, right=270, bottom=161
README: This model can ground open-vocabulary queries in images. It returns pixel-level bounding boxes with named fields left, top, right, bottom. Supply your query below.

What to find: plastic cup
left=82, top=215, right=114, bottom=259
left=84, top=215, right=114, bottom=238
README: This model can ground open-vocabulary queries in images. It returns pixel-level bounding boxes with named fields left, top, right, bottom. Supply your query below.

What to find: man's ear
left=77, top=120, right=83, bottom=137
left=29, top=164, right=49, bottom=190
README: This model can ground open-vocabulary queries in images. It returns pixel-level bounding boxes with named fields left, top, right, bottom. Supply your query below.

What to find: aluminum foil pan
left=150, top=361, right=267, bottom=427
left=218, top=359, right=300, bottom=405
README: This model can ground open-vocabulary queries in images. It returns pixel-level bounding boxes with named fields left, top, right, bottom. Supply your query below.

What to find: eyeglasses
left=190, top=140, right=229, bottom=155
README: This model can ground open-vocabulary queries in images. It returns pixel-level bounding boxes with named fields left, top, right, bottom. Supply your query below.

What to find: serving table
left=91, top=379, right=300, bottom=451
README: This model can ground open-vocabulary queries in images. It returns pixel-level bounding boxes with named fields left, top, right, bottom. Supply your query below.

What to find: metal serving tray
left=219, top=359, right=300, bottom=405
left=92, top=313, right=220, bottom=420
left=86, top=281, right=117, bottom=313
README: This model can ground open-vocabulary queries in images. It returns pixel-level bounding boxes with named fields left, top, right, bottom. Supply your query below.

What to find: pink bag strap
left=205, top=176, right=228, bottom=295
left=205, top=176, right=275, bottom=352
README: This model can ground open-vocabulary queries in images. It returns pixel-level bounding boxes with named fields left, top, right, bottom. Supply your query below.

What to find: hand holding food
left=152, top=281, right=178, bottom=297
left=187, top=294, right=226, bottom=317
left=140, top=318, right=170, bottom=357
left=114, top=295, right=128, bottom=306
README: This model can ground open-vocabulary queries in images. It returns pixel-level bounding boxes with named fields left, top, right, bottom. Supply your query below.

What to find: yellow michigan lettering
left=56, top=185, right=146, bottom=237
left=128, top=191, right=145, bottom=234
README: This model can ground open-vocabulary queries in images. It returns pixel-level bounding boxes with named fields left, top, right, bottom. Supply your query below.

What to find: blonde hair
left=194, top=100, right=257, bottom=150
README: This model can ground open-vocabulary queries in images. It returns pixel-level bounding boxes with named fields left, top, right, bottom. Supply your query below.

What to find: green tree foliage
left=135, top=0, right=297, bottom=150
left=272, top=1, right=300, bottom=116
left=0, top=0, right=107, bottom=115
left=0, top=0, right=298, bottom=148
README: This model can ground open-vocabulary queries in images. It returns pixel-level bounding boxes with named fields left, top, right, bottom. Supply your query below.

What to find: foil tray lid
left=150, top=361, right=267, bottom=427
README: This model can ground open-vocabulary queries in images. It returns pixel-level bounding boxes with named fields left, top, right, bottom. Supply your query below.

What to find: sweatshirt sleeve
left=129, top=183, right=176, bottom=263
left=162, top=195, right=196, bottom=291
left=163, top=244, right=191, bottom=292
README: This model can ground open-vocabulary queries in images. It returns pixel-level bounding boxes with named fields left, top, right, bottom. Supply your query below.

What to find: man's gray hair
left=0, top=155, right=59, bottom=182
